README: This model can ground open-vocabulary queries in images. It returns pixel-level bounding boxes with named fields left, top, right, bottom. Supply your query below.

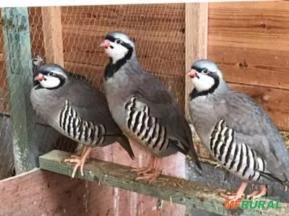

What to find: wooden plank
left=185, top=3, right=208, bottom=120
left=1, top=8, right=37, bottom=173
left=0, top=169, right=87, bottom=216
left=208, top=2, right=289, bottom=90
left=39, top=150, right=289, bottom=216
left=41, top=7, right=64, bottom=66
left=208, top=46, right=289, bottom=90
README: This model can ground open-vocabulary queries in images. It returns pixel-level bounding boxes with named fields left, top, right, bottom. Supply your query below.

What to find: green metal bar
left=2, top=7, right=37, bottom=173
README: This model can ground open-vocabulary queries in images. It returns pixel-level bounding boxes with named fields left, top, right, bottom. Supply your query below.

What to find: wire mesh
left=1, top=4, right=186, bottom=114
left=0, top=5, right=186, bottom=178
left=60, top=4, right=186, bottom=108
left=29, top=7, right=46, bottom=60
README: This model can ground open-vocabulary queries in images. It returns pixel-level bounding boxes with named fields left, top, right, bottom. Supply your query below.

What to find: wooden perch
left=40, top=150, right=289, bottom=216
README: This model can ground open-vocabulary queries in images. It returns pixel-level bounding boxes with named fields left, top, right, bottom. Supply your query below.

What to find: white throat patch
left=39, top=75, right=61, bottom=88
left=191, top=73, right=215, bottom=92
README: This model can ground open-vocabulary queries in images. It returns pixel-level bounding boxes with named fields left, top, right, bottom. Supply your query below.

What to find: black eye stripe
left=105, top=35, right=131, bottom=49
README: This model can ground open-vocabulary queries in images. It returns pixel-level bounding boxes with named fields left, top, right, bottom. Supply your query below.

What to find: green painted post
left=2, top=8, right=37, bottom=173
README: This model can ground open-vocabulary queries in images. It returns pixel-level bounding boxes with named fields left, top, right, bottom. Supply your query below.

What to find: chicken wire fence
left=0, top=5, right=186, bottom=177
left=1, top=5, right=187, bottom=115
left=0, top=4, right=186, bottom=114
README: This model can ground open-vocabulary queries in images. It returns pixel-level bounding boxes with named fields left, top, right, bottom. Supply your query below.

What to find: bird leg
left=64, top=146, right=92, bottom=178
left=133, top=156, right=162, bottom=183
left=220, top=181, right=248, bottom=201
left=246, top=185, right=267, bottom=200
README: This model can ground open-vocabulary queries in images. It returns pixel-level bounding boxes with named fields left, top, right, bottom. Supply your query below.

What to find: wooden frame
left=41, top=7, right=64, bottom=66
left=39, top=150, right=289, bottom=216
left=185, top=3, right=208, bottom=120
left=2, top=8, right=37, bottom=173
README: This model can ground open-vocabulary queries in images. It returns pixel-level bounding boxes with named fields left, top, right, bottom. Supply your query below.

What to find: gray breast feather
left=58, top=100, right=105, bottom=146
left=210, top=119, right=266, bottom=181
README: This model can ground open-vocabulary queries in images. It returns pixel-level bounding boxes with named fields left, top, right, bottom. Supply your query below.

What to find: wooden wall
left=208, top=2, right=289, bottom=131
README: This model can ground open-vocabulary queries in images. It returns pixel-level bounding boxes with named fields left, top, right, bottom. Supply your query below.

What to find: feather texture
left=189, top=60, right=289, bottom=185
left=30, top=64, right=134, bottom=159
left=210, top=119, right=266, bottom=181
left=103, top=40, right=200, bottom=168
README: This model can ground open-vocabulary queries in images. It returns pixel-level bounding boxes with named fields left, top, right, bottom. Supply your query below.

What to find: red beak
left=187, top=69, right=199, bottom=79
left=100, top=40, right=111, bottom=49
left=34, top=73, right=44, bottom=81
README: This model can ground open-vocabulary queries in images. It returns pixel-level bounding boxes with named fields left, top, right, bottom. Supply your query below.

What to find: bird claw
left=135, top=170, right=162, bottom=183
left=132, top=166, right=162, bottom=183
left=246, top=185, right=267, bottom=200
left=219, top=191, right=244, bottom=201
left=64, top=155, right=86, bottom=178
left=132, top=166, right=150, bottom=174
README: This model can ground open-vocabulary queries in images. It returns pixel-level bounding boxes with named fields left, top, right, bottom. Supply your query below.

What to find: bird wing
left=127, top=71, right=200, bottom=167
left=61, top=76, right=121, bottom=135
left=215, top=90, right=289, bottom=182
left=61, top=76, right=134, bottom=159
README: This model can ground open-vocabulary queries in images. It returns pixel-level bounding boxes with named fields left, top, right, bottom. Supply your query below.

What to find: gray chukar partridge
left=188, top=59, right=289, bottom=201
left=100, top=32, right=201, bottom=182
left=30, top=62, right=134, bottom=178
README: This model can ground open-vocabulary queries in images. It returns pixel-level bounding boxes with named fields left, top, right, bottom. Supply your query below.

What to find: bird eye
left=48, top=72, right=54, bottom=76
left=202, top=69, right=209, bottom=74
left=115, top=39, right=121, bottom=44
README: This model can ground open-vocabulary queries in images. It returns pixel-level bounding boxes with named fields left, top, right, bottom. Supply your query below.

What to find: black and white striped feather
left=59, top=100, right=105, bottom=146
left=210, top=119, right=266, bottom=181
left=124, top=97, right=170, bottom=154
left=103, top=32, right=201, bottom=169
left=30, top=64, right=135, bottom=159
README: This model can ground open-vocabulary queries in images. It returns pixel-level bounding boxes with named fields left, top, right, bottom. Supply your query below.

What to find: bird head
left=34, top=64, right=68, bottom=89
left=187, top=59, right=224, bottom=96
left=100, top=32, right=135, bottom=63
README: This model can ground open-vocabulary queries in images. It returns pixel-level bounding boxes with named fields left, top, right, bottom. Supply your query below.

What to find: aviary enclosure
left=0, top=1, right=289, bottom=216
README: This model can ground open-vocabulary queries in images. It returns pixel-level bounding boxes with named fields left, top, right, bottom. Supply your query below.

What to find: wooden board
left=185, top=3, right=208, bottom=119
left=39, top=150, right=289, bottom=216
left=41, top=7, right=64, bottom=66
left=0, top=169, right=87, bottom=216
left=208, top=1, right=289, bottom=90
left=2, top=8, right=38, bottom=173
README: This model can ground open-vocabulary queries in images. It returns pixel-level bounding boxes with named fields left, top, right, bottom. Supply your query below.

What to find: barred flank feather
left=125, top=97, right=169, bottom=153
left=59, top=100, right=105, bottom=145
left=210, top=120, right=266, bottom=181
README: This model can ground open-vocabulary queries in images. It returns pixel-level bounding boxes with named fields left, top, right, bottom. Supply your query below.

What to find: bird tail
left=170, top=138, right=202, bottom=171
left=260, top=171, right=289, bottom=188
left=186, top=149, right=202, bottom=171
left=116, top=135, right=135, bottom=160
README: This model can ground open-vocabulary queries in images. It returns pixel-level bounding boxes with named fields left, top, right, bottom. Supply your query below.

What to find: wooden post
left=41, top=7, right=64, bottom=66
left=185, top=3, right=208, bottom=120
left=2, top=8, right=37, bottom=173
